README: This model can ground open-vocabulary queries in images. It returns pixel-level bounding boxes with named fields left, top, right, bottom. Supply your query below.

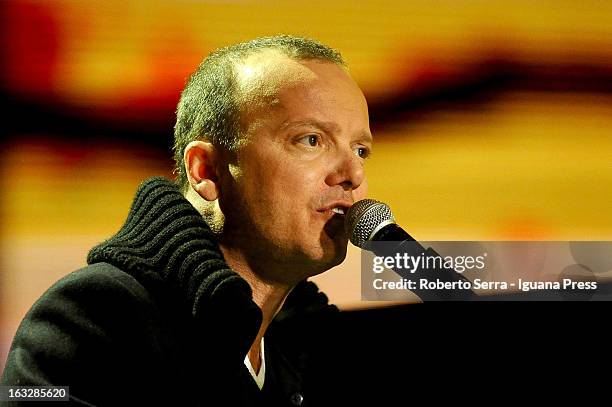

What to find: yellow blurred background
left=2, top=0, right=612, bottom=370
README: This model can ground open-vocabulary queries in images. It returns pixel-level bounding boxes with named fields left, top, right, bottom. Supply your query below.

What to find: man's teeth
left=331, top=207, right=345, bottom=215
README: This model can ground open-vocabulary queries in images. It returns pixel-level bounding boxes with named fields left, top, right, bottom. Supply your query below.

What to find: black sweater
left=1, top=177, right=338, bottom=406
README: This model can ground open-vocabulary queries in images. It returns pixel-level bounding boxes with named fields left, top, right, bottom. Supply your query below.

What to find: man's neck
left=219, top=244, right=294, bottom=373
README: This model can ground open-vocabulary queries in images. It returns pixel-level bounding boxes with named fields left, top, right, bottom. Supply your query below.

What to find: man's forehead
left=234, top=50, right=370, bottom=140
left=235, top=50, right=318, bottom=103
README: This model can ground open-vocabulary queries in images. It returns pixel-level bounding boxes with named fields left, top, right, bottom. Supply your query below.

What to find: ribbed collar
left=87, top=176, right=263, bottom=366
left=87, top=176, right=339, bottom=375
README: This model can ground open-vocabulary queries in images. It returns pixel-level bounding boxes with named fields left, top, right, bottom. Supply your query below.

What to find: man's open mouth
left=331, top=207, right=346, bottom=215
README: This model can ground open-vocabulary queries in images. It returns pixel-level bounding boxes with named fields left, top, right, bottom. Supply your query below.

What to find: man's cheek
left=354, top=178, right=368, bottom=201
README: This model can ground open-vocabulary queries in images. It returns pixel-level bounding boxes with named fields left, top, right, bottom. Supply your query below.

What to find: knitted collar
left=87, top=176, right=338, bottom=367
left=87, top=176, right=262, bottom=364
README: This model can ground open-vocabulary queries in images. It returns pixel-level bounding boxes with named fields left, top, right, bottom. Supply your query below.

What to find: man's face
left=217, top=52, right=372, bottom=283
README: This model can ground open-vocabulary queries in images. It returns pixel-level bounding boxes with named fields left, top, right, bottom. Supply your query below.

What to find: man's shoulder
left=51, top=262, right=153, bottom=298
left=16, top=262, right=168, bottom=348
left=2, top=263, right=179, bottom=403
left=33, top=262, right=158, bottom=314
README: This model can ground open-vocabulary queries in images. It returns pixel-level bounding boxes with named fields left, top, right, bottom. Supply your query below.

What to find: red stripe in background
left=1, top=1, right=60, bottom=97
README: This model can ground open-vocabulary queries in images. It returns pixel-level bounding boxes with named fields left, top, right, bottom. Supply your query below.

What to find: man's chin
left=323, top=213, right=347, bottom=238
left=314, top=238, right=348, bottom=271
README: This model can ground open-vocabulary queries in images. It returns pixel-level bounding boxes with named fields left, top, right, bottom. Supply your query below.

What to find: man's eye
left=299, top=134, right=320, bottom=147
left=355, top=146, right=370, bottom=158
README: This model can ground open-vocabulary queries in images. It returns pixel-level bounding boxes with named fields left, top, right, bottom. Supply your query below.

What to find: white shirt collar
left=243, top=336, right=266, bottom=390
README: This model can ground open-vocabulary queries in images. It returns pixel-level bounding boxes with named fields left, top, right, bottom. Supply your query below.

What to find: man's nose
left=325, top=148, right=365, bottom=191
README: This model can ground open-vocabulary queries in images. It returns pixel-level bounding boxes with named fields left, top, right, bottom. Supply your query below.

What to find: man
left=1, top=35, right=372, bottom=406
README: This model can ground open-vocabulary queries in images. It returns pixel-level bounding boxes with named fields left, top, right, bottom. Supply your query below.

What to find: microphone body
left=347, top=200, right=476, bottom=301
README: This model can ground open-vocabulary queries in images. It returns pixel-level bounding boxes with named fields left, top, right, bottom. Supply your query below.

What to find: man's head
left=174, top=35, right=372, bottom=284
left=173, top=35, right=346, bottom=191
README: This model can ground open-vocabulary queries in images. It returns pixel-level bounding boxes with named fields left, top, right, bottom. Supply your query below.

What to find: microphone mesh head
left=346, top=199, right=395, bottom=248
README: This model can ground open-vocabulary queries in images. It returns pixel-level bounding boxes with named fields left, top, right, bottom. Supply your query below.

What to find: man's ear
left=184, top=140, right=220, bottom=201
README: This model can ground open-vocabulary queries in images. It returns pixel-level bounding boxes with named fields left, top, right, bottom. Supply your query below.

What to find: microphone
left=346, top=199, right=476, bottom=301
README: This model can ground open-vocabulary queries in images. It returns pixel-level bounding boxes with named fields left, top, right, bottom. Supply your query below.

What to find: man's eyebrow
left=281, top=119, right=340, bottom=133
left=356, top=131, right=374, bottom=144
left=281, top=119, right=373, bottom=143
